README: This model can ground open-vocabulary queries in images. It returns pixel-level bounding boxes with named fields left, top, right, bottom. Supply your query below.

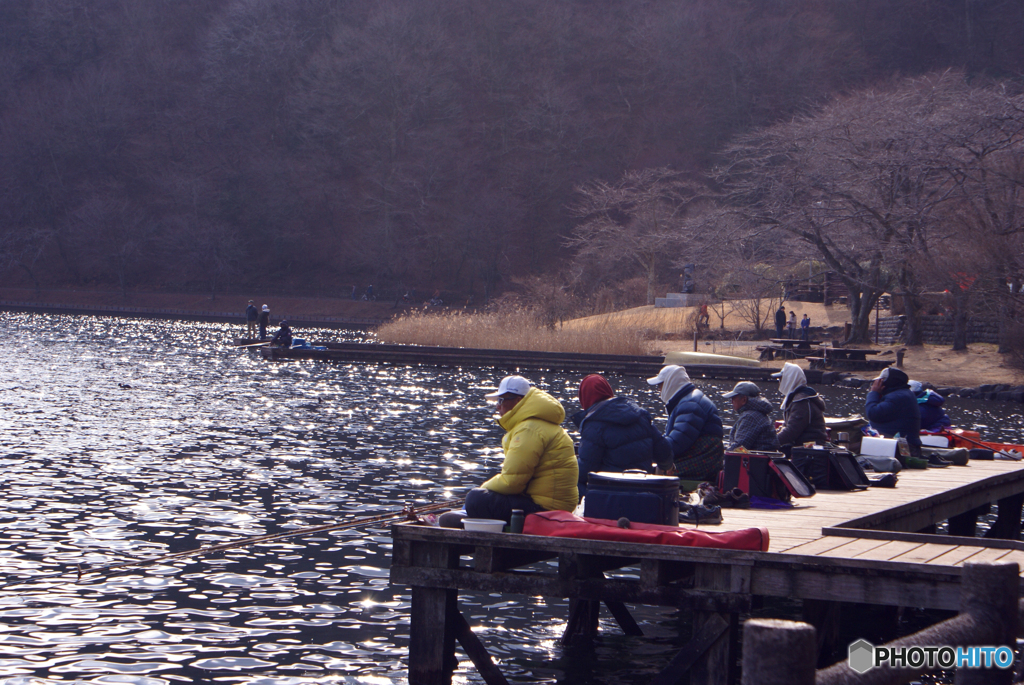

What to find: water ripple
left=0, top=311, right=1020, bottom=683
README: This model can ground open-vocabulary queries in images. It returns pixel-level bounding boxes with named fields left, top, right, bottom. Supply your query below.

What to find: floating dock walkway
left=259, top=342, right=774, bottom=380
left=390, top=460, right=1024, bottom=684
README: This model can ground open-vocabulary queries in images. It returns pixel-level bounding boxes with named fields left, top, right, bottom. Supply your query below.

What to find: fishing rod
left=0, top=498, right=463, bottom=591
left=940, top=430, right=1022, bottom=460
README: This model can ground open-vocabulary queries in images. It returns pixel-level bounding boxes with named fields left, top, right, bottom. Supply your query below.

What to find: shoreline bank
left=0, top=287, right=395, bottom=328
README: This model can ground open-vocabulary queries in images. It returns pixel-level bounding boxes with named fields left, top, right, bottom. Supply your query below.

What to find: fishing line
left=0, top=498, right=462, bottom=591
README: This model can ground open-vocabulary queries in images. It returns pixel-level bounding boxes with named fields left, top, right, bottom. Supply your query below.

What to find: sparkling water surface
left=0, top=312, right=1021, bottom=684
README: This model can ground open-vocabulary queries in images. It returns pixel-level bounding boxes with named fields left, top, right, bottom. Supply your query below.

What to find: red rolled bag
left=523, top=510, right=769, bottom=551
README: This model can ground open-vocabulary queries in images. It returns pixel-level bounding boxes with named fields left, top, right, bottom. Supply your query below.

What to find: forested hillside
left=1, top=0, right=1022, bottom=302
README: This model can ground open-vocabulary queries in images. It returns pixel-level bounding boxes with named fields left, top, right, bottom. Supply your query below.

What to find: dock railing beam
left=741, top=562, right=1018, bottom=685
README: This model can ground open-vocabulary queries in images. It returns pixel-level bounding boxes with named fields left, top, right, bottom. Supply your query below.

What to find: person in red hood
left=570, top=374, right=672, bottom=496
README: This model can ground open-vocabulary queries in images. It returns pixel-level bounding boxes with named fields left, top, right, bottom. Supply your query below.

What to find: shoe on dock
left=680, top=504, right=722, bottom=525
left=926, top=454, right=951, bottom=468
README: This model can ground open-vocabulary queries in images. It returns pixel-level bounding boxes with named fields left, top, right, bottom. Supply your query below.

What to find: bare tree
left=567, top=168, right=700, bottom=305
left=714, top=73, right=988, bottom=343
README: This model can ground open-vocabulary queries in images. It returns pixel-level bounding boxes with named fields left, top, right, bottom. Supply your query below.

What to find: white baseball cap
left=484, top=375, right=532, bottom=400
left=646, top=365, right=681, bottom=386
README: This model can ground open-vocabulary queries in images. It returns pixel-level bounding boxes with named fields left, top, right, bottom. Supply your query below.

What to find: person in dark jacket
left=245, top=300, right=258, bottom=338
left=647, top=365, right=724, bottom=481
left=571, top=374, right=673, bottom=497
left=774, top=362, right=829, bottom=447
left=774, top=305, right=787, bottom=339
left=910, top=380, right=952, bottom=432
left=724, top=382, right=780, bottom=452
left=258, top=304, right=271, bottom=339
left=271, top=320, right=293, bottom=348
left=866, top=367, right=939, bottom=465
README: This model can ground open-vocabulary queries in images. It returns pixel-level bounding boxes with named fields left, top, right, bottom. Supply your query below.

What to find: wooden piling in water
left=740, top=619, right=816, bottom=685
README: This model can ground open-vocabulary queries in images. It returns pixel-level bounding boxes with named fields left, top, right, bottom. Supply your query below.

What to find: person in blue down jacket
left=910, top=380, right=952, bottom=432
left=647, top=365, right=724, bottom=481
left=865, top=367, right=923, bottom=462
left=570, top=374, right=673, bottom=497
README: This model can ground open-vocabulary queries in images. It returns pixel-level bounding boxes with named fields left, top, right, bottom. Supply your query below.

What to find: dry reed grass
left=375, top=308, right=649, bottom=355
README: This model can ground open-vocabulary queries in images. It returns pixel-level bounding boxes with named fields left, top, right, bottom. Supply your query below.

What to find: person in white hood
left=647, top=365, right=724, bottom=481
left=773, top=362, right=829, bottom=447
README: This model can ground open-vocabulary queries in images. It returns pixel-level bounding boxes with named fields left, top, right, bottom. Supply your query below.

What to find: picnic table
left=758, top=338, right=823, bottom=360
left=807, top=346, right=891, bottom=371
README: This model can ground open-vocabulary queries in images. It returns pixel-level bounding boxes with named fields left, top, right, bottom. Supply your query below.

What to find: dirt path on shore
left=570, top=302, right=1024, bottom=388
left=650, top=339, right=1024, bottom=388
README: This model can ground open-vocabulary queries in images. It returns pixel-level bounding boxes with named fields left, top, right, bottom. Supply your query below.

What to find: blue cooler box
left=583, top=471, right=680, bottom=526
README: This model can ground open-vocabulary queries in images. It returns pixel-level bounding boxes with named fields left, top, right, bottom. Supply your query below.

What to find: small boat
left=232, top=337, right=270, bottom=347
left=939, top=428, right=1024, bottom=460
left=663, top=351, right=760, bottom=368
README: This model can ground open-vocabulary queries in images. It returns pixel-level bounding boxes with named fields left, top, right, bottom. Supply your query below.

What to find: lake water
left=0, top=312, right=1021, bottom=684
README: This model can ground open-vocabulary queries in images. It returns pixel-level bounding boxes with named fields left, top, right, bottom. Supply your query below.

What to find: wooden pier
left=259, top=342, right=775, bottom=380
left=389, top=460, right=1024, bottom=684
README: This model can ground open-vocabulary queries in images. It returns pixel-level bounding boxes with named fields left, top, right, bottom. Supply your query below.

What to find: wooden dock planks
left=390, top=460, right=1024, bottom=685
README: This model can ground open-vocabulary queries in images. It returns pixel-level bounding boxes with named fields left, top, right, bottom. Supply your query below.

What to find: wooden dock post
left=689, top=563, right=741, bottom=685
left=957, top=561, right=1018, bottom=685
left=406, top=541, right=460, bottom=685
left=985, top=493, right=1024, bottom=540
left=740, top=619, right=816, bottom=685
left=947, top=503, right=991, bottom=537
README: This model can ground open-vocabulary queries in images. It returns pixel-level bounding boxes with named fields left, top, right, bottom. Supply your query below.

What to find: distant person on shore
left=647, top=365, right=724, bottom=481
left=698, top=302, right=710, bottom=327
left=258, top=304, right=270, bottom=339
left=245, top=300, right=258, bottom=338
left=787, top=310, right=797, bottom=339
left=774, top=362, right=828, bottom=448
left=910, top=380, right=952, bottom=432
left=351, top=285, right=358, bottom=301
left=464, top=376, right=579, bottom=523
left=363, top=285, right=374, bottom=301
left=775, top=304, right=786, bottom=339
left=271, top=320, right=293, bottom=348
left=571, top=374, right=672, bottom=497
left=724, top=381, right=780, bottom=452
left=800, top=314, right=810, bottom=341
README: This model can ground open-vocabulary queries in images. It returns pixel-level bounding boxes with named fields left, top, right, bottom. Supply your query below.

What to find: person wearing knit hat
left=646, top=365, right=724, bottom=481
left=570, top=375, right=672, bottom=497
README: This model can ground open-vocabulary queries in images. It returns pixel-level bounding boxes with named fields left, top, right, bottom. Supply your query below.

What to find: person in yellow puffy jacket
left=464, top=375, right=579, bottom=523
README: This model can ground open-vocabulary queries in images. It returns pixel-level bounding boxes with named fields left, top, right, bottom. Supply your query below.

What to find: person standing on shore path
left=258, top=304, right=270, bottom=339
left=800, top=313, right=810, bottom=341
left=245, top=300, right=258, bottom=338
left=775, top=304, right=786, bottom=339
left=787, top=310, right=797, bottom=339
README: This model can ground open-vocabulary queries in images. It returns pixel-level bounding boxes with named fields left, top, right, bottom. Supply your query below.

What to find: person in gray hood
left=724, top=382, right=780, bottom=452
left=774, top=362, right=829, bottom=447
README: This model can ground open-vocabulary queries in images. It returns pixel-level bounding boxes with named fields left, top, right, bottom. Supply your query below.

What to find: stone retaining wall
left=875, top=315, right=1000, bottom=345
